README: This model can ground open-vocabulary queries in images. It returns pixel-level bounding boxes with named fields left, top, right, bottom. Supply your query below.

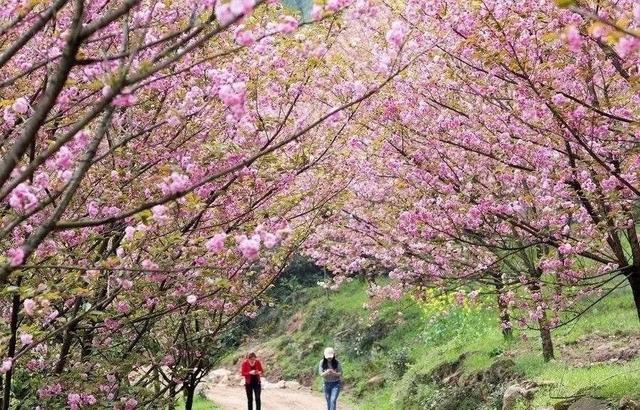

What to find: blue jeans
left=324, top=381, right=341, bottom=410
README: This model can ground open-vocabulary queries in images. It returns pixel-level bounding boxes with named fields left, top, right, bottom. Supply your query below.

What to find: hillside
left=218, top=279, right=640, bottom=409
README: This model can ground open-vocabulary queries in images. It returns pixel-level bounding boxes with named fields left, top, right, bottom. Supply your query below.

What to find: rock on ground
left=620, top=396, right=640, bottom=410
left=207, top=368, right=232, bottom=384
left=284, top=380, right=302, bottom=390
left=502, top=382, right=540, bottom=410
left=567, top=397, right=611, bottom=410
left=502, top=385, right=529, bottom=410
left=366, top=375, right=385, bottom=389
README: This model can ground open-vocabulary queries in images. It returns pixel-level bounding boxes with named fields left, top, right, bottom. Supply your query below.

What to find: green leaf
left=554, top=0, right=576, bottom=8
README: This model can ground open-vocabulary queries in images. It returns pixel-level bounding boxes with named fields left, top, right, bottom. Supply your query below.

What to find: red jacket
left=240, top=359, right=263, bottom=385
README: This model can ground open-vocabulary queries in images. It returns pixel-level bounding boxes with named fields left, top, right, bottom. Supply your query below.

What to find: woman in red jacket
left=240, top=352, right=263, bottom=410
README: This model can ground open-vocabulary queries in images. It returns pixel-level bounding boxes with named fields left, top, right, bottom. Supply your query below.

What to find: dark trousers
left=245, top=383, right=261, bottom=410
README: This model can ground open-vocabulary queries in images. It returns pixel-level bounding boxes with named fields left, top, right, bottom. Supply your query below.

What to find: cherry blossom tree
left=305, top=0, right=640, bottom=361
left=3, top=0, right=639, bottom=405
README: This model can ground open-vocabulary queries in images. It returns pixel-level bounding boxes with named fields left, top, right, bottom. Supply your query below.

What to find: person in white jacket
left=318, top=347, right=342, bottom=410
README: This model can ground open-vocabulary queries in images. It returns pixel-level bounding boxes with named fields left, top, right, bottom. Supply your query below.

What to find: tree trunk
left=55, top=299, right=81, bottom=374
left=491, top=271, right=513, bottom=339
left=624, top=225, right=640, bottom=321
left=1, top=285, right=21, bottom=410
left=183, top=379, right=195, bottom=410
left=627, top=267, right=640, bottom=321
left=80, top=324, right=95, bottom=359
left=168, top=384, right=176, bottom=410
left=528, top=275, right=554, bottom=361
left=538, top=311, right=555, bottom=362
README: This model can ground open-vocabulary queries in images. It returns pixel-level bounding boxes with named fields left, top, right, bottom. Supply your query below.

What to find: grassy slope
left=223, top=279, right=640, bottom=409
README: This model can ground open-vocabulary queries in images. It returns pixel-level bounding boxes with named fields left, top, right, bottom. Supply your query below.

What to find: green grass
left=518, top=357, right=640, bottom=406
left=356, top=389, right=395, bottom=410
left=360, top=284, right=640, bottom=408
left=174, top=396, right=219, bottom=409
left=319, top=280, right=369, bottom=312
left=513, top=286, right=640, bottom=405
left=553, top=285, right=639, bottom=343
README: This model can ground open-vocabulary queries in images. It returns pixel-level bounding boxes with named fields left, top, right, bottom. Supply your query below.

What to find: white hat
left=324, top=347, right=335, bottom=359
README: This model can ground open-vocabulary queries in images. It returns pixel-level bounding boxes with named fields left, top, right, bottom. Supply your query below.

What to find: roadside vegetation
left=221, top=276, right=640, bottom=409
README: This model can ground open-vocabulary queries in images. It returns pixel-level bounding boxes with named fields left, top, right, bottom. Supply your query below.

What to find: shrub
left=488, top=346, right=504, bottom=358
left=387, top=347, right=413, bottom=378
left=337, top=317, right=390, bottom=358
left=422, top=386, right=485, bottom=410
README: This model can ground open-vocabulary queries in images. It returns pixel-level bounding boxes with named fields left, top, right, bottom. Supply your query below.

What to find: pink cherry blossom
left=229, top=0, right=254, bottom=16
left=0, top=358, right=13, bottom=374
left=116, top=301, right=130, bottom=313
left=68, top=393, right=81, bottom=410
left=124, top=226, right=136, bottom=240
left=205, top=233, right=227, bottom=252
left=7, top=247, right=25, bottom=267
left=2, top=0, right=638, bottom=401
left=238, top=236, right=260, bottom=260
left=82, top=394, right=97, bottom=405
left=160, top=172, right=190, bottom=195
left=218, top=82, right=246, bottom=106
left=141, top=259, right=159, bottom=271
left=11, top=97, right=29, bottom=114
left=34, top=172, right=49, bottom=189
left=235, top=29, right=255, bottom=46
left=326, top=0, right=340, bottom=12
left=20, top=333, right=33, bottom=345
left=3, top=108, right=16, bottom=127
left=23, top=298, right=36, bottom=316
left=564, top=25, right=582, bottom=52
left=151, top=205, right=169, bottom=222
left=112, top=90, right=137, bottom=107
left=119, top=279, right=134, bottom=290
left=558, top=243, right=573, bottom=255
left=186, top=295, right=197, bottom=304
left=162, top=354, right=175, bottom=366
left=215, top=3, right=235, bottom=25
left=311, top=5, right=323, bottom=20
left=8, top=183, right=38, bottom=212
left=600, top=175, right=619, bottom=192
left=73, top=130, right=90, bottom=148
left=616, top=35, right=640, bottom=58
left=85, top=270, right=100, bottom=281
left=167, top=115, right=181, bottom=127
left=386, top=20, right=407, bottom=47
left=277, top=16, right=299, bottom=34
left=54, top=146, right=74, bottom=170
left=262, top=232, right=278, bottom=249
left=87, top=201, right=100, bottom=217
left=124, top=398, right=138, bottom=410
left=551, top=93, right=568, bottom=105
left=38, top=383, right=63, bottom=399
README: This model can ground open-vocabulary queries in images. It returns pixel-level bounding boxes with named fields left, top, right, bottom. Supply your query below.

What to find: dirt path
left=204, top=385, right=351, bottom=410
